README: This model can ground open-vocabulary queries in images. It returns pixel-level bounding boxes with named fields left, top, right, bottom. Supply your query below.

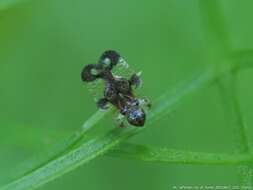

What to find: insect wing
left=85, top=78, right=105, bottom=102
left=112, top=56, right=134, bottom=79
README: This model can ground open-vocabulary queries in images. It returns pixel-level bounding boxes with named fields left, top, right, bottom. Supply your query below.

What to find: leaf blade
left=108, top=143, right=253, bottom=165
left=0, top=68, right=219, bottom=190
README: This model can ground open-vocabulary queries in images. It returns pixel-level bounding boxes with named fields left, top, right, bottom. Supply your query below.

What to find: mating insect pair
left=81, top=50, right=150, bottom=127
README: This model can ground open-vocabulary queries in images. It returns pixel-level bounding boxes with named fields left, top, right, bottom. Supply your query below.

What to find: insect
left=81, top=50, right=150, bottom=127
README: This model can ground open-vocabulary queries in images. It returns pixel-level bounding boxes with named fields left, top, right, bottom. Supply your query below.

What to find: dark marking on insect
left=81, top=50, right=150, bottom=127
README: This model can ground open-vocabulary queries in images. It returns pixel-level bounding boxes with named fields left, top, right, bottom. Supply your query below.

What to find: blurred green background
left=1, top=0, right=253, bottom=189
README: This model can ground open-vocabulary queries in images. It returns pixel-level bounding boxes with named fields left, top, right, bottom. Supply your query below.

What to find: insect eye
left=127, top=109, right=145, bottom=127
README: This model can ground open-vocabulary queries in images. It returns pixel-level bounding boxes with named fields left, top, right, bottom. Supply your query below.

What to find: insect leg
left=96, top=98, right=109, bottom=110
left=129, top=72, right=142, bottom=89
left=114, top=113, right=127, bottom=128
left=139, top=97, right=151, bottom=109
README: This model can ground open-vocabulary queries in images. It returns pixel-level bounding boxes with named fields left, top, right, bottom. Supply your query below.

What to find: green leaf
left=199, top=0, right=253, bottom=186
left=0, top=68, right=217, bottom=190
left=5, top=110, right=109, bottom=184
left=229, top=49, right=253, bottom=71
left=108, top=143, right=253, bottom=165
left=1, top=127, right=139, bottom=190
left=216, top=71, right=253, bottom=185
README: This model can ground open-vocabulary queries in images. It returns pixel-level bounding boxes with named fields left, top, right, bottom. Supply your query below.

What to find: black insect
left=81, top=50, right=150, bottom=127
